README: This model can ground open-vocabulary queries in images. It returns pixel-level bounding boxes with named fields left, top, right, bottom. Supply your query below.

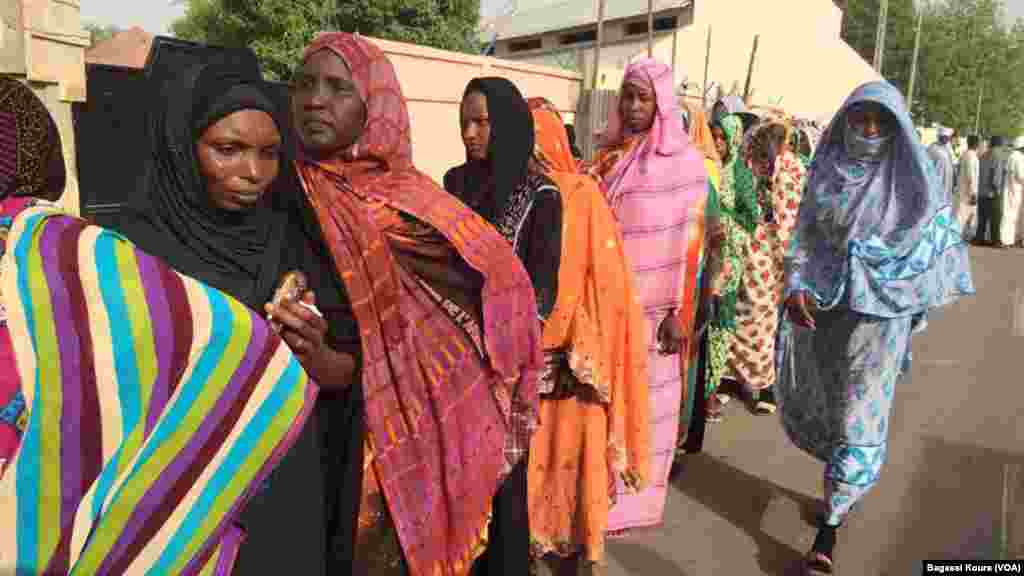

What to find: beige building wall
left=0, top=0, right=89, bottom=214
left=370, top=37, right=583, bottom=183
left=682, top=0, right=876, bottom=123
left=496, top=0, right=879, bottom=125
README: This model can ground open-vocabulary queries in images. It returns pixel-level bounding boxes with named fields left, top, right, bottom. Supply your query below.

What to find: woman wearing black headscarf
left=444, top=77, right=562, bottom=319
left=443, top=77, right=561, bottom=576
left=113, top=58, right=362, bottom=575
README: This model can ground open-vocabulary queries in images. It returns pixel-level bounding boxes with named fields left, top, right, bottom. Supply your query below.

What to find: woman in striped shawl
left=0, top=75, right=317, bottom=575
left=587, top=58, right=709, bottom=534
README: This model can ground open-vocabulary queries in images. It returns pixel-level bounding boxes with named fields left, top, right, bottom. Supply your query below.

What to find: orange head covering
left=527, top=96, right=562, bottom=119
left=530, top=104, right=651, bottom=489
left=682, top=100, right=720, bottom=165
left=531, top=106, right=577, bottom=174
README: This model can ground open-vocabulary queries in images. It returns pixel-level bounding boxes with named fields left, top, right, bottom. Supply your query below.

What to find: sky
left=80, top=0, right=509, bottom=34
left=77, top=0, right=1024, bottom=35
left=1008, top=2, right=1024, bottom=23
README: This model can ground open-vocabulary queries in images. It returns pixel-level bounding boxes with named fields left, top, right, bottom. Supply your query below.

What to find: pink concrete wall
left=367, top=36, right=583, bottom=183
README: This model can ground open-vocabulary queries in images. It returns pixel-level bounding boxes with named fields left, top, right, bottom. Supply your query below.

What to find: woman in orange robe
left=524, top=100, right=650, bottom=575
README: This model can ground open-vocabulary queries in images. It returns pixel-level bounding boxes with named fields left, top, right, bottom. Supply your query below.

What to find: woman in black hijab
left=444, top=77, right=562, bottom=319
left=113, top=57, right=363, bottom=575
left=119, top=59, right=287, bottom=308
left=443, top=76, right=561, bottom=576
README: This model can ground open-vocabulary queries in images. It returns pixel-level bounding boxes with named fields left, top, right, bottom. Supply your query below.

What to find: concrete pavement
left=604, top=247, right=1024, bottom=575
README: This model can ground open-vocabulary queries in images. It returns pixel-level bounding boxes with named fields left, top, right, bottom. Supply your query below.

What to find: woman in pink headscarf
left=587, top=58, right=711, bottom=533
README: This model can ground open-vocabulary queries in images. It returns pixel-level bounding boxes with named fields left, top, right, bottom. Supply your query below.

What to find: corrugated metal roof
left=492, top=0, right=690, bottom=40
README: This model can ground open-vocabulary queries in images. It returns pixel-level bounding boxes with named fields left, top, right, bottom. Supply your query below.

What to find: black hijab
left=447, top=77, right=534, bottom=224
left=117, top=59, right=287, bottom=309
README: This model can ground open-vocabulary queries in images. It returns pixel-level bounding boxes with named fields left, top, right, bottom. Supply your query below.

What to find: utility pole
left=907, top=2, right=924, bottom=113
left=702, top=26, right=712, bottom=107
left=975, top=83, right=984, bottom=135
left=743, top=34, right=759, bottom=104
left=671, top=24, right=679, bottom=78
left=873, top=0, right=889, bottom=73
left=647, top=0, right=655, bottom=57
left=588, top=0, right=607, bottom=159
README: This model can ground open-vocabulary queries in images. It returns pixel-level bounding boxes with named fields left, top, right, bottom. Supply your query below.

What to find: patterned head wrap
left=743, top=117, right=797, bottom=174
left=682, top=99, right=721, bottom=165
left=715, top=113, right=760, bottom=233
left=0, top=77, right=64, bottom=200
left=789, top=81, right=974, bottom=316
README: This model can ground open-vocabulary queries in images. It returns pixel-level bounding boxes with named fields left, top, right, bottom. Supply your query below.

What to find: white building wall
left=497, top=0, right=879, bottom=123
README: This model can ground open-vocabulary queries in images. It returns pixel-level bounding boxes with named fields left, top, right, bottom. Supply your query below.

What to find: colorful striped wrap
left=0, top=206, right=316, bottom=575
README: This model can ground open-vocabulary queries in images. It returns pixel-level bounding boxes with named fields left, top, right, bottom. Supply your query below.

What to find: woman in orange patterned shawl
left=525, top=100, right=650, bottom=574
left=287, top=33, right=543, bottom=575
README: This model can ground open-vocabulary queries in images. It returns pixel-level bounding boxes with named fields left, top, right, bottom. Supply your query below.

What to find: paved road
left=604, top=246, right=1024, bottom=575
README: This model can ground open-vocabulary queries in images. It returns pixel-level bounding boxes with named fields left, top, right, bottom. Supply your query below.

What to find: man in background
left=928, top=127, right=956, bottom=203
left=1001, top=137, right=1024, bottom=247
left=956, top=134, right=980, bottom=241
left=978, top=135, right=1008, bottom=246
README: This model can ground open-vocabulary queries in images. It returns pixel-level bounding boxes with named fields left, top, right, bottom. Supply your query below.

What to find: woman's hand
left=694, top=295, right=719, bottom=338
left=784, top=291, right=816, bottom=330
left=712, top=220, right=729, bottom=245
left=657, top=311, right=685, bottom=355
left=265, top=292, right=356, bottom=391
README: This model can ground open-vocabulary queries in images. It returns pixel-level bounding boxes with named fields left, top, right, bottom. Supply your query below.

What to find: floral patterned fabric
left=775, top=310, right=912, bottom=526
left=0, top=196, right=39, bottom=472
left=705, top=114, right=756, bottom=398
left=726, top=151, right=806, bottom=392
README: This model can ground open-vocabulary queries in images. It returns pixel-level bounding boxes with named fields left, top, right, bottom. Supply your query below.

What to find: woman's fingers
left=266, top=300, right=326, bottom=344
left=790, top=295, right=816, bottom=330
left=280, top=329, right=310, bottom=355
left=799, top=301, right=816, bottom=330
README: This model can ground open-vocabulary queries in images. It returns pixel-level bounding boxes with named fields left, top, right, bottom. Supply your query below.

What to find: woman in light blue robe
left=776, top=81, right=974, bottom=575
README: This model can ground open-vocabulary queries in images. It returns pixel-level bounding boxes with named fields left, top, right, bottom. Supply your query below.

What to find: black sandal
left=753, top=387, right=777, bottom=415
left=805, top=524, right=838, bottom=575
left=705, top=392, right=725, bottom=423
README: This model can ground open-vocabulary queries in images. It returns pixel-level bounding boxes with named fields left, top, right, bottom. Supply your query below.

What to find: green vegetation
left=171, top=0, right=481, bottom=81
left=843, top=0, right=1024, bottom=135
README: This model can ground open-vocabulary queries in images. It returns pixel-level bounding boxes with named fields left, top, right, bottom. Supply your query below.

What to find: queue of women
left=0, top=32, right=973, bottom=576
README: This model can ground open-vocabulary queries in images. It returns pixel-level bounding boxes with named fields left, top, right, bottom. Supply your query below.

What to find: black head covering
left=0, top=77, right=65, bottom=200
left=452, top=77, right=534, bottom=224
left=117, top=59, right=287, bottom=309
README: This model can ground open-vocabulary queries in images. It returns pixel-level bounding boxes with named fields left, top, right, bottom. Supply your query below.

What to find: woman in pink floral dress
left=725, top=120, right=806, bottom=414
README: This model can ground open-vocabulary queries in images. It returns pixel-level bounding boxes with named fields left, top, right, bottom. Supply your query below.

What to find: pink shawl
left=598, top=58, right=708, bottom=315
left=597, top=59, right=709, bottom=533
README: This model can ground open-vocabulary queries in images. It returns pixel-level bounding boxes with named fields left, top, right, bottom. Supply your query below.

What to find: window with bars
left=559, top=29, right=597, bottom=45
left=509, top=38, right=543, bottom=52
